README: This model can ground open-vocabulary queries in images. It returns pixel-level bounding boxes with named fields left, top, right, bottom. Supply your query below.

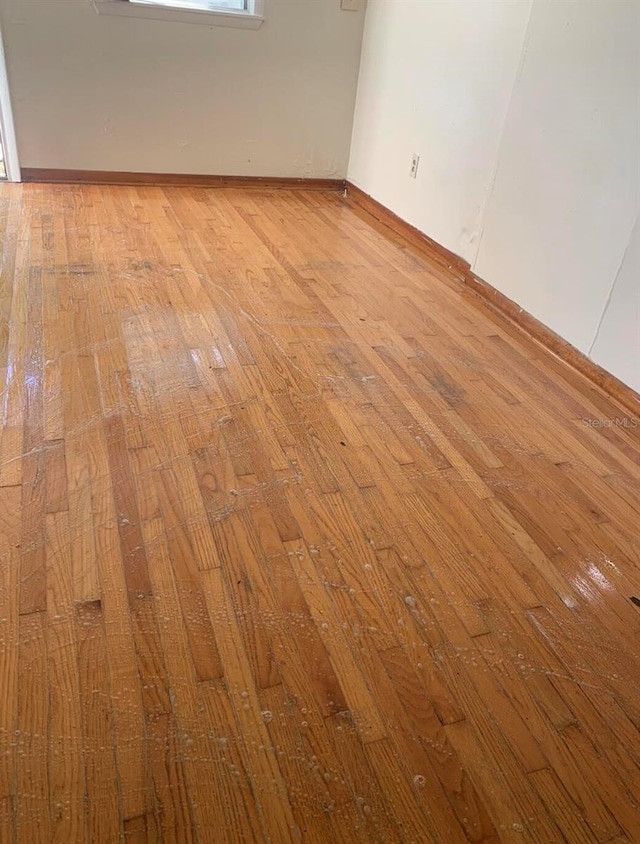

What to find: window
left=132, top=0, right=246, bottom=10
left=94, top=0, right=265, bottom=29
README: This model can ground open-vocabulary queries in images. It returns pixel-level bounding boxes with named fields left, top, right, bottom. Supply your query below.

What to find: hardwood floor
left=1, top=183, right=639, bottom=843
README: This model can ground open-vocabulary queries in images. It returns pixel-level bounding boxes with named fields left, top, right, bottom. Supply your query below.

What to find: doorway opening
left=0, top=134, right=6, bottom=179
left=0, top=24, right=19, bottom=182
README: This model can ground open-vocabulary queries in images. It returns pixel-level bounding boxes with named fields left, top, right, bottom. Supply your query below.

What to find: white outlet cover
left=341, top=0, right=360, bottom=11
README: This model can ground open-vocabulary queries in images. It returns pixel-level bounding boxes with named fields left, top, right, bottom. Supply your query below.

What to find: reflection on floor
left=1, top=182, right=640, bottom=842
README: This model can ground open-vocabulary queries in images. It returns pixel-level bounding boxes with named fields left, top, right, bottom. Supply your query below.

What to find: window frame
left=93, top=0, right=265, bottom=30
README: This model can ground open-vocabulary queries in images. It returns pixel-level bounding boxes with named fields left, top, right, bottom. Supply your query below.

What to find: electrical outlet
left=341, top=0, right=360, bottom=11
left=410, top=154, right=420, bottom=179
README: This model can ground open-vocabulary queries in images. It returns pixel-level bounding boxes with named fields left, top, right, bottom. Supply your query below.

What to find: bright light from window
left=131, top=0, right=247, bottom=11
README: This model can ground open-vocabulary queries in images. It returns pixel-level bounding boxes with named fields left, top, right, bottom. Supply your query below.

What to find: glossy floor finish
left=1, top=183, right=640, bottom=844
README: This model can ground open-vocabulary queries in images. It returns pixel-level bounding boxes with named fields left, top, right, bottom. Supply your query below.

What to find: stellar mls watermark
left=582, top=417, right=639, bottom=429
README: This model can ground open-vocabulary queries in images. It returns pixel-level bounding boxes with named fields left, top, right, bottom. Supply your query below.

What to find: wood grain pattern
left=464, top=271, right=640, bottom=420
left=345, top=181, right=640, bottom=418
left=345, top=181, right=469, bottom=276
left=1, top=181, right=640, bottom=842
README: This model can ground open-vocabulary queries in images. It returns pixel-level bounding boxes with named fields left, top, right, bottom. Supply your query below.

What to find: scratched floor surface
left=1, top=183, right=640, bottom=843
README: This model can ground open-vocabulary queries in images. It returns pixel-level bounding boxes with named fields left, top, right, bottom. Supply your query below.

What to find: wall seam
left=469, top=0, right=535, bottom=271
left=587, top=212, right=639, bottom=357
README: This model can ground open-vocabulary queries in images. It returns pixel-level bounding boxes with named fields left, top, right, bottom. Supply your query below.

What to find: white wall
left=0, top=0, right=366, bottom=177
left=590, top=215, right=640, bottom=393
left=348, top=0, right=533, bottom=262
left=474, top=0, right=640, bottom=355
left=348, top=0, right=640, bottom=391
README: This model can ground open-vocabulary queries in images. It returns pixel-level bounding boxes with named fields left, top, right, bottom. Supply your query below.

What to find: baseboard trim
left=345, top=181, right=469, bottom=277
left=344, top=181, right=640, bottom=416
left=21, top=168, right=346, bottom=191
left=465, top=272, right=640, bottom=415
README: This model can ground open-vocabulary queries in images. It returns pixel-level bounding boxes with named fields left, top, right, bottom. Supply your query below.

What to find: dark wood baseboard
left=21, top=168, right=346, bottom=191
left=345, top=181, right=469, bottom=278
left=344, top=181, right=640, bottom=416
left=465, top=272, right=640, bottom=416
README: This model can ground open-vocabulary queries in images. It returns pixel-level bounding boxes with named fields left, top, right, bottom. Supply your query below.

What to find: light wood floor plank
left=0, top=182, right=639, bottom=841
